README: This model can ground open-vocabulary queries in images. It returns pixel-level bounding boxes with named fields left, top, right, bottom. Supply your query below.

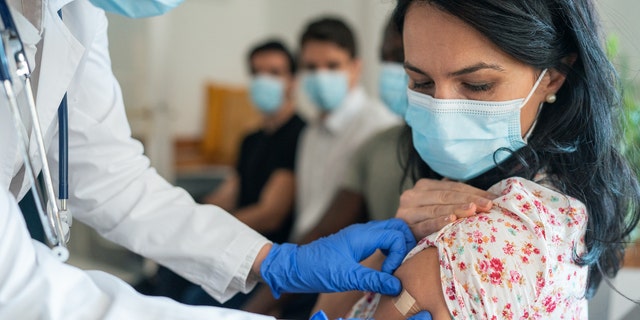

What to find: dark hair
left=381, top=17, right=404, bottom=63
left=394, top=0, right=640, bottom=298
left=300, top=17, right=357, bottom=58
left=247, top=40, right=297, bottom=75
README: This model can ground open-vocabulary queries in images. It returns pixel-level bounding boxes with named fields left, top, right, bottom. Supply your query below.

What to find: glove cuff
left=260, top=242, right=299, bottom=299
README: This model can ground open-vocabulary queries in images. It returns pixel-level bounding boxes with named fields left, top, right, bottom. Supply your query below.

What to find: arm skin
left=299, top=189, right=367, bottom=244
left=233, top=169, right=296, bottom=234
left=374, top=248, right=450, bottom=320
left=202, top=172, right=240, bottom=212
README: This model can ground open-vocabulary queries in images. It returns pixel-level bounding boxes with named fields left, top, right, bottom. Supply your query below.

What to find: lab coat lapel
left=35, top=1, right=84, bottom=147
left=0, top=7, right=42, bottom=193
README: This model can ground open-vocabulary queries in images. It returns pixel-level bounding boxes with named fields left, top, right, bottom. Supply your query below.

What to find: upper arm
left=257, top=169, right=295, bottom=214
left=202, top=173, right=240, bottom=211
left=374, top=248, right=451, bottom=320
left=299, top=189, right=366, bottom=244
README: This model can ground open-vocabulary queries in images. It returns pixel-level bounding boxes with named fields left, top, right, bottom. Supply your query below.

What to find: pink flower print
left=521, top=255, right=530, bottom=264
left=458, top=261, right=467, bottom=271
left=489, top=272, right=501, bottom=285
left=445, top=284, right=457, bottom=301
left=503, top=241, right=515, bottom=255
left=502, top=303, right=514, bottom=319
left=472, top=230, right=486, bottom=244
left=557, top=254, right=563, bottom=262
left=536, top=272, right=545, bottom=292
left=521, top=202, right=532, bottom=213
left=478, top=260, right=490, bottom=274
left=542, top=295, right=558, bottom=313
left=533, top=224, right=546, bottom=239
left=515, top=194, right=524, bottom=201
left=522, top=242, right=534, bottom=255
left=490, top=258, right=504, bottom=273
left=510, top=270, right=522, bottom=283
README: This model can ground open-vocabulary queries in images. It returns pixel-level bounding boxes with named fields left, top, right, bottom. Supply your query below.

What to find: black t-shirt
left=236, top=114, right=306, bottom=243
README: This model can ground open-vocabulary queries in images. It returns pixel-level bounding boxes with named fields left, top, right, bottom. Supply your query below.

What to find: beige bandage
left=393, top=289, right=422, bottom=317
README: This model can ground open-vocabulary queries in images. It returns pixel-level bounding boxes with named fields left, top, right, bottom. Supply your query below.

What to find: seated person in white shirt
left=241, top=16, right=398, bottom=318
left=293, top=16, right=399, bottom=243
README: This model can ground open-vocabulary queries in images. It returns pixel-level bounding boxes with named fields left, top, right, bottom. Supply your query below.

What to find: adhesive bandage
left=393, top=289, right=422, bottom=317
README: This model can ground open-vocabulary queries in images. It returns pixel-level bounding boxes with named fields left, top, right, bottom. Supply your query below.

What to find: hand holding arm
left=396, top=179, right=497, bottom=240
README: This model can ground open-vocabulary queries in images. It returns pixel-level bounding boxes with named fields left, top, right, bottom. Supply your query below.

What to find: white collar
left=323, top=86, right=366, bottom=134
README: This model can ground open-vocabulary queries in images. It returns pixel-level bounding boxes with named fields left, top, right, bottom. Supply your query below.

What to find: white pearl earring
left=545, top=94, right=557, bottom=104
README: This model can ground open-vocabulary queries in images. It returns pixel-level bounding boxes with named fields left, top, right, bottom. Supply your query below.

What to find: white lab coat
left=0, top=1, right=272, bottom=319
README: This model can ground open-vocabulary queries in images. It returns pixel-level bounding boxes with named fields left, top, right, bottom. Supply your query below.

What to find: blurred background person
left=300, top=17, right=409, bottom=247
left=142, top=40, right=305, bottom=307
left=304, top=17, right=411, bottom=319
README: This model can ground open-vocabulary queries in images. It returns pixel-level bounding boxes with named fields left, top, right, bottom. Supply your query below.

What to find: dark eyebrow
left=403, top=61, right=505, bottom=77
left=404, top=61, right=427, bottom=75
left=449, top=62, right=505, bottom=77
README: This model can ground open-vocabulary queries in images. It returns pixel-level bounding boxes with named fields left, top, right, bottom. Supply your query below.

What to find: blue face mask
left=405, top=69, right=547, bottom=181
left=250, top=75, right=285, bottom=114
left=303, top=71, right=349, bottom=112
left=379, top=62, right=409, bottom=117
left=89, top=0, right=184, bottom=18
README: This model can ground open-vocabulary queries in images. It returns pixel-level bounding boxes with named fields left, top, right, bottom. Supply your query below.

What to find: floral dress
left=347, top=177, right=589, bottom=319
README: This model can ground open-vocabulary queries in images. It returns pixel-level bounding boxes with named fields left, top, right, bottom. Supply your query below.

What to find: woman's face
left=403, top=3, right=552, bottom=136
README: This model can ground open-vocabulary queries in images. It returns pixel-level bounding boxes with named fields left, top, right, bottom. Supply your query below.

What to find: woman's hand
left=396, top=179, right=497, bottom=240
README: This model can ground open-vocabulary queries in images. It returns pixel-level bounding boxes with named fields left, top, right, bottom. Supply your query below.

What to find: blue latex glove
left=310, top=310, right=432, bottom=320
left=261, top=219, right=415, bottom=298
left=408, top=311, right=433, bottom=320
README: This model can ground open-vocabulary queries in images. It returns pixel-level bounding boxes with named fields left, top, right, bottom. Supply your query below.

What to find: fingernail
left=478, top=198, right=492, bottom=207
left=461, top=203, right=472, bottom=210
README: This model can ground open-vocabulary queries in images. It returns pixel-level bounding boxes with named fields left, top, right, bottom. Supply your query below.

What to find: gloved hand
left=408, top=311, right=433, bottom=320
left=310, top=309, right=432, bottom=320
left=261, top=219, right=415, bottom=298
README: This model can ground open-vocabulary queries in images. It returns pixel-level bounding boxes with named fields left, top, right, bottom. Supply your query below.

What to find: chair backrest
left=201, top=83, right=261, bottom=165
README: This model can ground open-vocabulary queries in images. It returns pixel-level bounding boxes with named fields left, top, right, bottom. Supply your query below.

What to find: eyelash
left=411, top=81, right=433, bottom=90
left=410, top=81, right=495, bottom=92
left=463, top=82, right=494, bottom=92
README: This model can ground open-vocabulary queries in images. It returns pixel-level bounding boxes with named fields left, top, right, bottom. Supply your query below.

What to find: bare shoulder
left=374, top=248, right=451, bottom=319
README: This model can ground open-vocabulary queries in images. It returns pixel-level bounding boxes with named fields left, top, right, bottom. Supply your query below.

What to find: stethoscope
left=0, top=1, right=71, bottom=261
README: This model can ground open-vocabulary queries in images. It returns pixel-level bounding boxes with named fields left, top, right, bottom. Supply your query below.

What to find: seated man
left=293, top=16, right=398, bottom=242
left=300, top=17, right=410, bottom=246
left=202, top=40, right=304, bottom=245
left=152, top=40, right=305, bottom=307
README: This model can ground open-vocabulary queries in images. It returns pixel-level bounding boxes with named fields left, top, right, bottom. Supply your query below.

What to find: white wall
left=597, top=0, right=640, bottom=82
left=109, top=0, right=395, bottom=139
left=107, top=0, right=640, bottom=141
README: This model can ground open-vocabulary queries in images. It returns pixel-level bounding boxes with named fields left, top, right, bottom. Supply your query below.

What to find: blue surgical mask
left=250, top=75, right=285, bottom=114
left=405, top=69, right=547, bottom=181
left=89, top=0, right=184, bottom=18
left=379, top=62, right=409, bottom=117
left=303, top=71, right=349, bottom=112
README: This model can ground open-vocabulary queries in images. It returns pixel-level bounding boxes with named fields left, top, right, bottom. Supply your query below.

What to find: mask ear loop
left=522, top=69, right=548, bottom=142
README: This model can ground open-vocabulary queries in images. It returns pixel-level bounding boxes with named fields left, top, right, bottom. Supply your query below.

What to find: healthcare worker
left=0, top=1, right=426, bottom=319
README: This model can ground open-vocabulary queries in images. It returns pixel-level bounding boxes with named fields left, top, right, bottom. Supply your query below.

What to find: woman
left=347, top=0, right=640, bottom=319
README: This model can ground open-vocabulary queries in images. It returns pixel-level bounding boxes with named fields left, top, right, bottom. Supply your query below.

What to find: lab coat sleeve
left=48, top=3, right=270, bottom=303
left=0, top=189, right=274, bottom=320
